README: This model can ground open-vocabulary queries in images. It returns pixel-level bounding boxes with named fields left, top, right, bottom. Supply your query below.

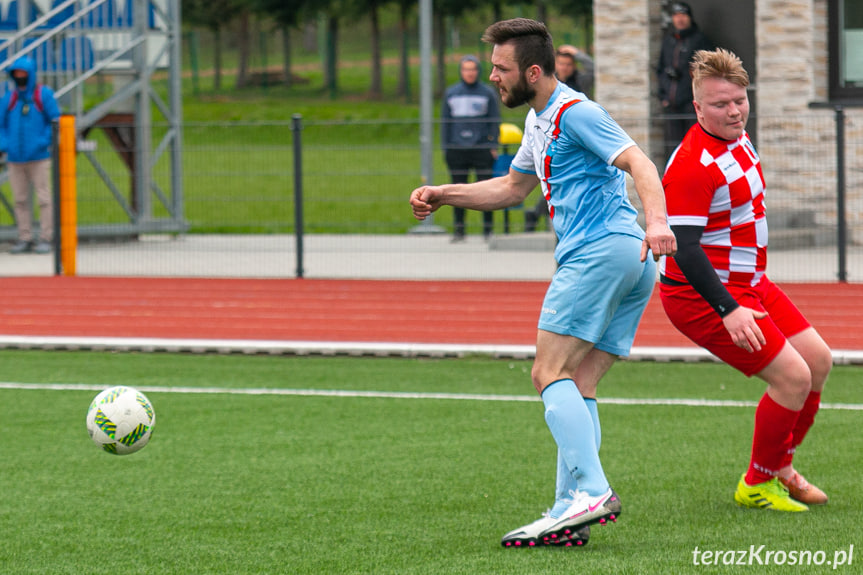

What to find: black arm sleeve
left=670, top=225, right=740, bottom=318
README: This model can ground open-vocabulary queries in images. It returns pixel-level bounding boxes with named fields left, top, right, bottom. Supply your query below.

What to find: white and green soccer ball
left=86, top=386, right=155, bottom=455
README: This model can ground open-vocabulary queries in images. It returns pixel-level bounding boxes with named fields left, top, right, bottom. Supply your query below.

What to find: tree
left=535, top=0, right=547, bottom=25
left=548, top=0, right=593, bottom=49
left=253, top=0, right=310, bottom=87
left=235, top=8, right=252, bottom=88
left=344, top=0, right=388, bottom=99
left=552, top=0, right=592, bottom=19
left=433, top=0, right=484, bottom=98
left=324, top=12, right=340, bottom=97
left=395, top=0, right=415, bottom=100
left=297, top=0, right=347, bottom=98
left=183, top=0, right=243, bottom=90
left=368, top=0, right=384, bottom=98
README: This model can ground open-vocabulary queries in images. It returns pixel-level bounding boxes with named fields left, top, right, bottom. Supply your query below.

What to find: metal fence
left=1, top=112, right=861, bottom=281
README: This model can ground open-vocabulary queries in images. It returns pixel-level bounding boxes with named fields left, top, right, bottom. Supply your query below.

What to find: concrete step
left=769, top=227, right=836, bottom=250
left=488, top=232, right=556, bottom=251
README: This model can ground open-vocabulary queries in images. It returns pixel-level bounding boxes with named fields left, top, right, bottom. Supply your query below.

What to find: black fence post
left=292, top=113, right=304, bottom=279
left=835, top=105, right=847, bottom=282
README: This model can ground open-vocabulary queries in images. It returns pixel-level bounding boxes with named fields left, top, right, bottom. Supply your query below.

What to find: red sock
left=780, top=391, right=822, bottom=469
left=745, top=393, right=800, bottom=485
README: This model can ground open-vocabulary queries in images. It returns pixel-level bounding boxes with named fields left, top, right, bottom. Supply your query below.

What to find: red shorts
left=660, top=276, right=810, bottom=377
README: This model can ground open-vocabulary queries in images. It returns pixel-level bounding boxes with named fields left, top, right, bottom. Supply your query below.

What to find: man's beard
left=501, top=74, right=535, bottom=108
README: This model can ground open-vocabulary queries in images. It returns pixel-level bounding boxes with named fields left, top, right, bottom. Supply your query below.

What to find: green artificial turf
left=0, top=351, right=859, bottom=574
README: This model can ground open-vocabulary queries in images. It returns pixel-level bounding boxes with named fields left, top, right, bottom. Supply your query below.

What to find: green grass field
left=64, top=25, right=539, bottom=237
left=73, top=109, right=541, bottom=236
left=0, top=350, right=860, bottom=574
left=68, top=90, right=535, bottom=236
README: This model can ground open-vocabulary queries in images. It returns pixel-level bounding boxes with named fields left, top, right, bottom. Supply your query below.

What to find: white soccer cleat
left=501, top=512, right=590, bottom=548
left=537, top=488, right=621, bottom=543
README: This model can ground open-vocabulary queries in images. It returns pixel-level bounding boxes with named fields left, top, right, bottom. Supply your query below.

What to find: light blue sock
left=584, top=397, right=601, bottom=451
left=542, top=379, right=609, bottom=500
left=550, top=395, right=604, bottom=517
left=550, top=449, right=574, bottom=518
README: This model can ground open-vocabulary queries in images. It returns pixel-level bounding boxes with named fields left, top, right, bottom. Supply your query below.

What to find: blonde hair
left=690, top=48, right=749, bottom=95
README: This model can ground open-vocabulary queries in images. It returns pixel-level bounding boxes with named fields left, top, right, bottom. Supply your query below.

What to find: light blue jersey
left=510, top=84, right=644, bottom=264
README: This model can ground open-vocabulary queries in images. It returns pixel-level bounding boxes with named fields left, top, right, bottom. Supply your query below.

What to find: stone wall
left=594, top=0, right=653, bottom=145
left=756, top=0, right=863, bottom=243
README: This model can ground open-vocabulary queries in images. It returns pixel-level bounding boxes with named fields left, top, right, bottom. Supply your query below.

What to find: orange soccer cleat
left=779, top=470, right=828, bottom=506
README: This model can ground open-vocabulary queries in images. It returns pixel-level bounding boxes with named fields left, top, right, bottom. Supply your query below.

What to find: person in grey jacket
left=441, top=55, right=500, bottom=241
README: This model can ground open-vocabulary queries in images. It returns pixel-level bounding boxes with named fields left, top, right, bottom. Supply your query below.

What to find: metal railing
left=0, top=0, right=184, bottom=240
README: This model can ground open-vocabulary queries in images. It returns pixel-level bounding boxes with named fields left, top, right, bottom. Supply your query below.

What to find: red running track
left=0, top=277, right=861, bottom=350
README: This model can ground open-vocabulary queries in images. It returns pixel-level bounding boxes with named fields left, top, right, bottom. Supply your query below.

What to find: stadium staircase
left=0, top=0, right=185, bottom=241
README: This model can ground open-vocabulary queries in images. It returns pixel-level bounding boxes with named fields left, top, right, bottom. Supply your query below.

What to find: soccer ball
left=86, top=386, right=156, bottom=455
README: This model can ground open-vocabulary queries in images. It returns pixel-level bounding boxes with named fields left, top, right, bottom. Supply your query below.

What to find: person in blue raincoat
left=0, top=56, right=61, bottom=254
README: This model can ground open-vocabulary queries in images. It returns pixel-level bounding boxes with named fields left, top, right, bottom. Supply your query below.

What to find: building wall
left=593, top=0, right=654, bottom=146
left=594, top=0, right=863, bottom=244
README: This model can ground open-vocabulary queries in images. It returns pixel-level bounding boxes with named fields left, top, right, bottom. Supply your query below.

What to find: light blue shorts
left=538, top=233, right=656, bottom=356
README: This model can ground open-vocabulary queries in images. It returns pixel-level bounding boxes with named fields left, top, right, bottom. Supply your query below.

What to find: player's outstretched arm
left=409, top=170, right=539, bottom=221
left=409, top=186, right=444, bottom=220
left=612, top=146, right=677, bottom=262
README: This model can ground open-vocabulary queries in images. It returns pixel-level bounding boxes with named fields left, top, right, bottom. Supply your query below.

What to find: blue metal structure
left=0, top=0, right=185, bottom=239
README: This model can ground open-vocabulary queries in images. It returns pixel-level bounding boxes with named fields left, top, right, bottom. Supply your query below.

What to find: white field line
left=1, top=381, right=861, bottom=411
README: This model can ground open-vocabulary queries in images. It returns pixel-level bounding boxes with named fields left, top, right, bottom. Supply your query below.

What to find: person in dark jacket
left=655, top=2, right=713, bottom=163
left=555, top=44, right=594, bottom=98
left=441, top=55, right=500, bottom=241
left=0, top=56, right=61, bottom=254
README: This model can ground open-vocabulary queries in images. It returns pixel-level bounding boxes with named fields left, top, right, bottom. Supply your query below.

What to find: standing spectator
left=411, top=18, right=676, bottom=548
left=553, top=45, right=580, bottom=92
left=1, top=56, right=61, bottom=254
left=441, top=55, right=500, bottom=241
left=660, top=49, right=831, bottom=512
left=656, top=2, right=713, bottom=162
left=556, top=44, right=594, bottom=98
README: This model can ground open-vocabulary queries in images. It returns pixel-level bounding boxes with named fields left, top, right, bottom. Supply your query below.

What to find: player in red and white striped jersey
left=660, top=49, right=832, bottom=511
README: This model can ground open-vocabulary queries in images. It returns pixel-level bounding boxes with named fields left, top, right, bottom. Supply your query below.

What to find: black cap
left=671, top=2, right=693, bottom=16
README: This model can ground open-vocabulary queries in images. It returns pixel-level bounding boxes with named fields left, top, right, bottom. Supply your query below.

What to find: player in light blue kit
left=410, top=18, right=677, bottom=548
